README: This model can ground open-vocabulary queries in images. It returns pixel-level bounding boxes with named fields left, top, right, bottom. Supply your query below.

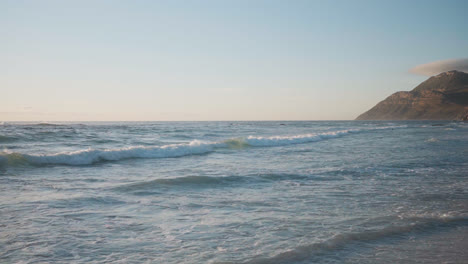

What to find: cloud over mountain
left=409, top=58, right=468, bottom=76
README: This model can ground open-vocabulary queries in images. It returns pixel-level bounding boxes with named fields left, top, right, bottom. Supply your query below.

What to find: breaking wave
left=0, top=126, right=405, bottom=167
left=0, top=140, right=217, bottom=166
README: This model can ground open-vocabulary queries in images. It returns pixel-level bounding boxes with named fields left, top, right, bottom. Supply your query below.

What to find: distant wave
left=2, top=122, right=86, bottom=127
left=0, top=125, right=405, bottom=167
left=36, top=122, right=65, bottom=127
left=0, top=135, right=17, bottom=143
left=242, top=214, right=468, bottom=264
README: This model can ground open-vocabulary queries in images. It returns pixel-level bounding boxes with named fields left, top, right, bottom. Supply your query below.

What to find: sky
left=2, top=0, right=467, bottom=121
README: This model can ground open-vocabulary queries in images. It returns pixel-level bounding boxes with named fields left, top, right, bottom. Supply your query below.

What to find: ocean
left=1, top=121, right=467, bottom=263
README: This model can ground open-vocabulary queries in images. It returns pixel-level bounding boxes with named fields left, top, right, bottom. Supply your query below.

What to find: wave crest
left=114, top=175, right=244, bottom=193
left=113, top=173, right=329, bottom=193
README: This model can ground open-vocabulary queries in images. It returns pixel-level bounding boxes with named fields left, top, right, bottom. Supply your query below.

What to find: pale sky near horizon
left=2, top=0, right=467, bottom=121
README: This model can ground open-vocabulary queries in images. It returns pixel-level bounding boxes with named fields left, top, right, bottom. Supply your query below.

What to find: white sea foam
left=0, top=125, right=405, bottom=166
left=244, top=129, right=359, bottom=147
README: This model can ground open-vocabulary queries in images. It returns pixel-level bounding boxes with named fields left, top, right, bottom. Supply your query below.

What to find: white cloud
left=409, top=58, right=468, bottom=76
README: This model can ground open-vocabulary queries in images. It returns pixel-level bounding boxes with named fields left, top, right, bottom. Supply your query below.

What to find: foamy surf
left=0, top=125, right=405, bottom=167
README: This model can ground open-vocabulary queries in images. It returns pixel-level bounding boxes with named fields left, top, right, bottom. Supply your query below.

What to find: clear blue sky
left=2, top=0, right=467, bottom=121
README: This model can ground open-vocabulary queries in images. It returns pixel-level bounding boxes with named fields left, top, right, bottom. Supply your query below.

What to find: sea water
left=1, top=121, right=467, bottom=263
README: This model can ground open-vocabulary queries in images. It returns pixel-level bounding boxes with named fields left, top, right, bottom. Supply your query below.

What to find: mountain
left=356, top=70, right=468, bottom=120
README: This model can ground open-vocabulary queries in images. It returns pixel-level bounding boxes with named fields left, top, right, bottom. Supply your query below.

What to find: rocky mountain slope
left=356, top=70, right=468, bottom=120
